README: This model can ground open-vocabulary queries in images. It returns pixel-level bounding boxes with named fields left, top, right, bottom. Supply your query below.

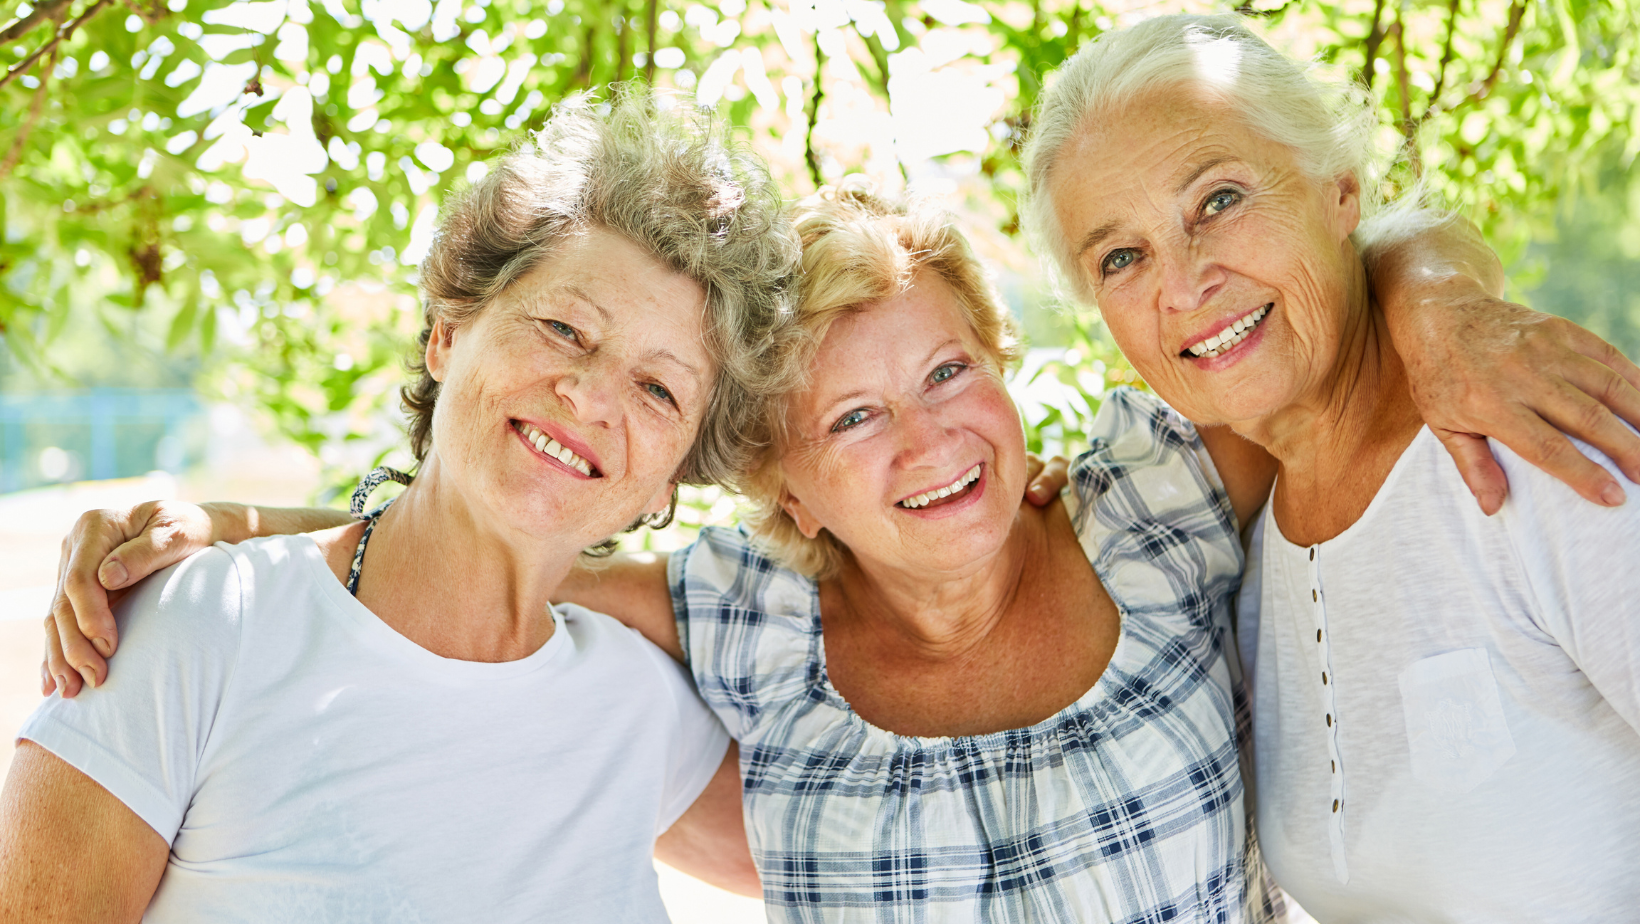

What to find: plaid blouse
left=670, top=388, right=1278, bottom=923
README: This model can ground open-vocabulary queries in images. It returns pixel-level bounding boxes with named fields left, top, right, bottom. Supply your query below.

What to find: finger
left=1026, top=455, right=1072, bottom=506
left=59, top=507, right=148, bottom=656
left=1023, top=454, right=1045, bottom=484
left=41, top=660, right=56, bottom=697
left=100, top=518, right=200, bottom=591
left=1559, top=318, right=1640, bottom=396
left=1499, top=401, right=1627, bottom=507
left=43, top=614, right=82, bottom=699
left=1559, top=353, right=1640, bottom=482
left=1431, top=429, right=1507, bottom=515
left=53, top=577, right=108, bottom=691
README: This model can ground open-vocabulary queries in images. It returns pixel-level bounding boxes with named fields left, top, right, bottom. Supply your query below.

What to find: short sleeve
left=638, top=641, right=732, bottom=832
left=18, top=546, right=244, bottom=842
left=1496, top=431, right=1640, bottom=734
left=669, top=527, right=821, bottom=742
left=1069, top=387, right=1243, bottom=628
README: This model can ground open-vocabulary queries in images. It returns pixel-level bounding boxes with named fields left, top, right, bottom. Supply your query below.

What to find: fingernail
left=1479, top=492, right=1503, bottom=516
left=55, top=675, right=69, bottom=697
left=92, top=637, right=113, bottom=658
left=100, top=560, right=129, bottom=588
left=79, top=667, right=98, bottom=689
left=1602, top=483, right=1627, bottom=507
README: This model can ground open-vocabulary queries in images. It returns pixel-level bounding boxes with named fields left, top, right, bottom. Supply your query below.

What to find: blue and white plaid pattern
left=671, top=389, right=1278, bottom=923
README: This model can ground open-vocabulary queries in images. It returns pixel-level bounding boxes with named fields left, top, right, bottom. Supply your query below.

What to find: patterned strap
left=346, top=466, right=413, bottom=598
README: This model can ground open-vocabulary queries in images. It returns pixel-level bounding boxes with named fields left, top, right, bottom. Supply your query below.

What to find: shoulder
left=1069, top=388, right=1242, bottom=612
left=1072, top=388, right=1231, bottom=528
left=669, top=526, right=818, bottom=623
left=1490, top=427, right=1640, bottom=541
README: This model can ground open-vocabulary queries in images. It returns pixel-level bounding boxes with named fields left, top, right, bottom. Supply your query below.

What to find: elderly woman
left=40, top=172, right=1640, bottom=924
left=1023, top=14, right=1640, bottom=920
left=0, top=90, right=797, bottom=920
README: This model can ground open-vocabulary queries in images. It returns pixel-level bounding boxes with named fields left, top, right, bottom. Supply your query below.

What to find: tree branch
left=1419, top=0, right=1526, bottom=125
left=1391, top=15, right=1421, bottom=175
left=1360, top=0, right=1387, bottom=89
left=804, top=31, right=824, bottom=190
left=0, top=0, right=110, bottom=93
left=1424, top=0, right=1461, bottom=112
left=0, top=48, right=53, bottom=180
left=0, top=0, right=71, bottom=47
left=643, top=0, right=657, bottom=85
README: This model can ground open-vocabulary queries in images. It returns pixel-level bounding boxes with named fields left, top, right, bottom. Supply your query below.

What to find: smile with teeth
left=897, top=464, right=982, bottom=509
left=1185, top=304, right=1271, bottom=359
left=513, top=421, right=597, bottom=477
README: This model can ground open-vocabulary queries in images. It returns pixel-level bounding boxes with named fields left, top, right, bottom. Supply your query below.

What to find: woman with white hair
left=0, top=89, right=797, bottom=921
left=1023, top=14, right=1640, bottom=920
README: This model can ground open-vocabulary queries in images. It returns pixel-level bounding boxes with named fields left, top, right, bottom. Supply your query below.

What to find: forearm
left=205, top=503, right=352, bottom=545
left=654, top=744, right=760, bottom=897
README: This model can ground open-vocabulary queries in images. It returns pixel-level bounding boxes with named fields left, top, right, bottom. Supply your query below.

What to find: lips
left=1181, top=303, right=1272, bottom=359
left=512, top=420, right=600, bottom=477
left=897, top=463, right=982, bottom=509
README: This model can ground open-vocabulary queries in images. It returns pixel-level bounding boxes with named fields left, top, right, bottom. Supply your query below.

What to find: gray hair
left=1020, top=13, right=1385, bottom=302
left=404, top=84, right=800, bottom=492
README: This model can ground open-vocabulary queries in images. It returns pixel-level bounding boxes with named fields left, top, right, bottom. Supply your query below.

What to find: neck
left=830, top=506, right=1045, bottom=664
left=1236, top=263, right=1424, bottom=543
left=352, top=455, right=587, bottom=662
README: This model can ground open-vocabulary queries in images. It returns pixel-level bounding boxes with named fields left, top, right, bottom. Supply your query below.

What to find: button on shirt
left=1237, top=426, right=1640, bottom=923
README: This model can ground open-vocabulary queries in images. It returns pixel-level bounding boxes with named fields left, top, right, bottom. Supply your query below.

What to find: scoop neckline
left=1265, top=424, right=1433, bottom=555
left=285, top=533, right=569, bottom=681
left=806, top=524, right=1132, bottom=750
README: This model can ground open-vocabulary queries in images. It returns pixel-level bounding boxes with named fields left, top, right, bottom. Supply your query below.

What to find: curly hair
left=740, top=178, right=1023, bottom=578
left=402, top=85, right=801, bottom=499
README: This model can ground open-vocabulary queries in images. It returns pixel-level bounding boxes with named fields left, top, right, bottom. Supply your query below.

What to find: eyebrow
left=1174, top=156, right=1237, bottom=195
left=560, top=284, right=612, bottom=325
left=1076, top=221, right=1121, bottom=259
left=643, top=347, right=704, bottom=383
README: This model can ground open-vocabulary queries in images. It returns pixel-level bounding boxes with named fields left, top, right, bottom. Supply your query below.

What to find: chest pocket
left=1398, top=648, right=1516, bottom=794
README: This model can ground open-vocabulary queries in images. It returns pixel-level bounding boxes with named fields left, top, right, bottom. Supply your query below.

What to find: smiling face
left=778, top=270, right=1027, bottom=576
left=424, top=226, right=713, bottom=548
left=1049, top=84, right=1365, bottom=428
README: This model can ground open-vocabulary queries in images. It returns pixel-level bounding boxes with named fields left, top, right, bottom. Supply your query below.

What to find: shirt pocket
left=1397, top=648, right=1516, bottom=794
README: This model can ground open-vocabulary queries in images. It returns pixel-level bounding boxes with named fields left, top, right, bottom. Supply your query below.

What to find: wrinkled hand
left=43, top=500, right=216, bottom=698
left=1024, top=453, right=1072, bottom=507
left=1403, top=290, right=1640, bottom=514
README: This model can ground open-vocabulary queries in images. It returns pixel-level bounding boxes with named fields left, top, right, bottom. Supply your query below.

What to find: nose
left=893, top=401, right=959, bottom=472
left=553, top=357, right=621, bottom=427
left=1156, top=244, right=1228, bottom=315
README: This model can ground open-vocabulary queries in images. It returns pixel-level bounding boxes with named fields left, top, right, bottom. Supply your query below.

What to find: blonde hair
left=741, top=178, right=1022, bottom=578
left=1020, top=13, right=1384, bottom=303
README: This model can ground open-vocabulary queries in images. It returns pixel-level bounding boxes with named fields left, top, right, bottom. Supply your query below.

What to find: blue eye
left=930, top=362, right=964, bottom=385
left=1204, top=189, right=1241, bottom=217
left=1101, top=249, right=1136, bottom=275
left=832, top=409, right=868, bottom=432
left=546, top=319, right=579, bottom=341
left=645, top=382, right=675, bottom=405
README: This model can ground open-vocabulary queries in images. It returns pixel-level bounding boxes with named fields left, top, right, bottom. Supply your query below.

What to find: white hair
left=1020, top=13, right=1389, bottom=302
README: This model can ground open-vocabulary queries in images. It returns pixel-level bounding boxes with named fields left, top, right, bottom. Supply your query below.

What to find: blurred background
left=0, top=0, right=1636, bottom=916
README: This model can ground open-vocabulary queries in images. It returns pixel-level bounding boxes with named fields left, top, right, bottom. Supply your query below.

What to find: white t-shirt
left=1238, top=426, right=1640, bottom=922
left=20, top=534, right=729, bottom=924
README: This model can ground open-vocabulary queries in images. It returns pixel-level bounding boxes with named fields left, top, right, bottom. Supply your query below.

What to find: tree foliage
left=1, top=0, right=1635, bottom=492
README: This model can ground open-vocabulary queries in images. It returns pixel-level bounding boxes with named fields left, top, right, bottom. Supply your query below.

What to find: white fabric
left=20, top=534, right=729, bottom=924
left=1239, top=426, right=1640, bottom=923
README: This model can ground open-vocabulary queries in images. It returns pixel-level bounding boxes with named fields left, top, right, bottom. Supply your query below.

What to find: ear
left=425, top=317, right=456, bottom=383
left=780, top=489, right=825, bottom=540
left=1330, top=171, right=1363, bottom=241
left=642, top=480, right=677, bottom=517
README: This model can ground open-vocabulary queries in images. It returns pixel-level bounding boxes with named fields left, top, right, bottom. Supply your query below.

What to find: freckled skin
left=426, top=227, right=714, bottom=551
left=1051, top=85, right=1370, bottom=432
left=779, top=271, right=1028, bottom=578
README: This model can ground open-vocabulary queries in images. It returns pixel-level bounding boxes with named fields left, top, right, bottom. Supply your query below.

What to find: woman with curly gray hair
left=0, top=87, right=795, bottom=921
